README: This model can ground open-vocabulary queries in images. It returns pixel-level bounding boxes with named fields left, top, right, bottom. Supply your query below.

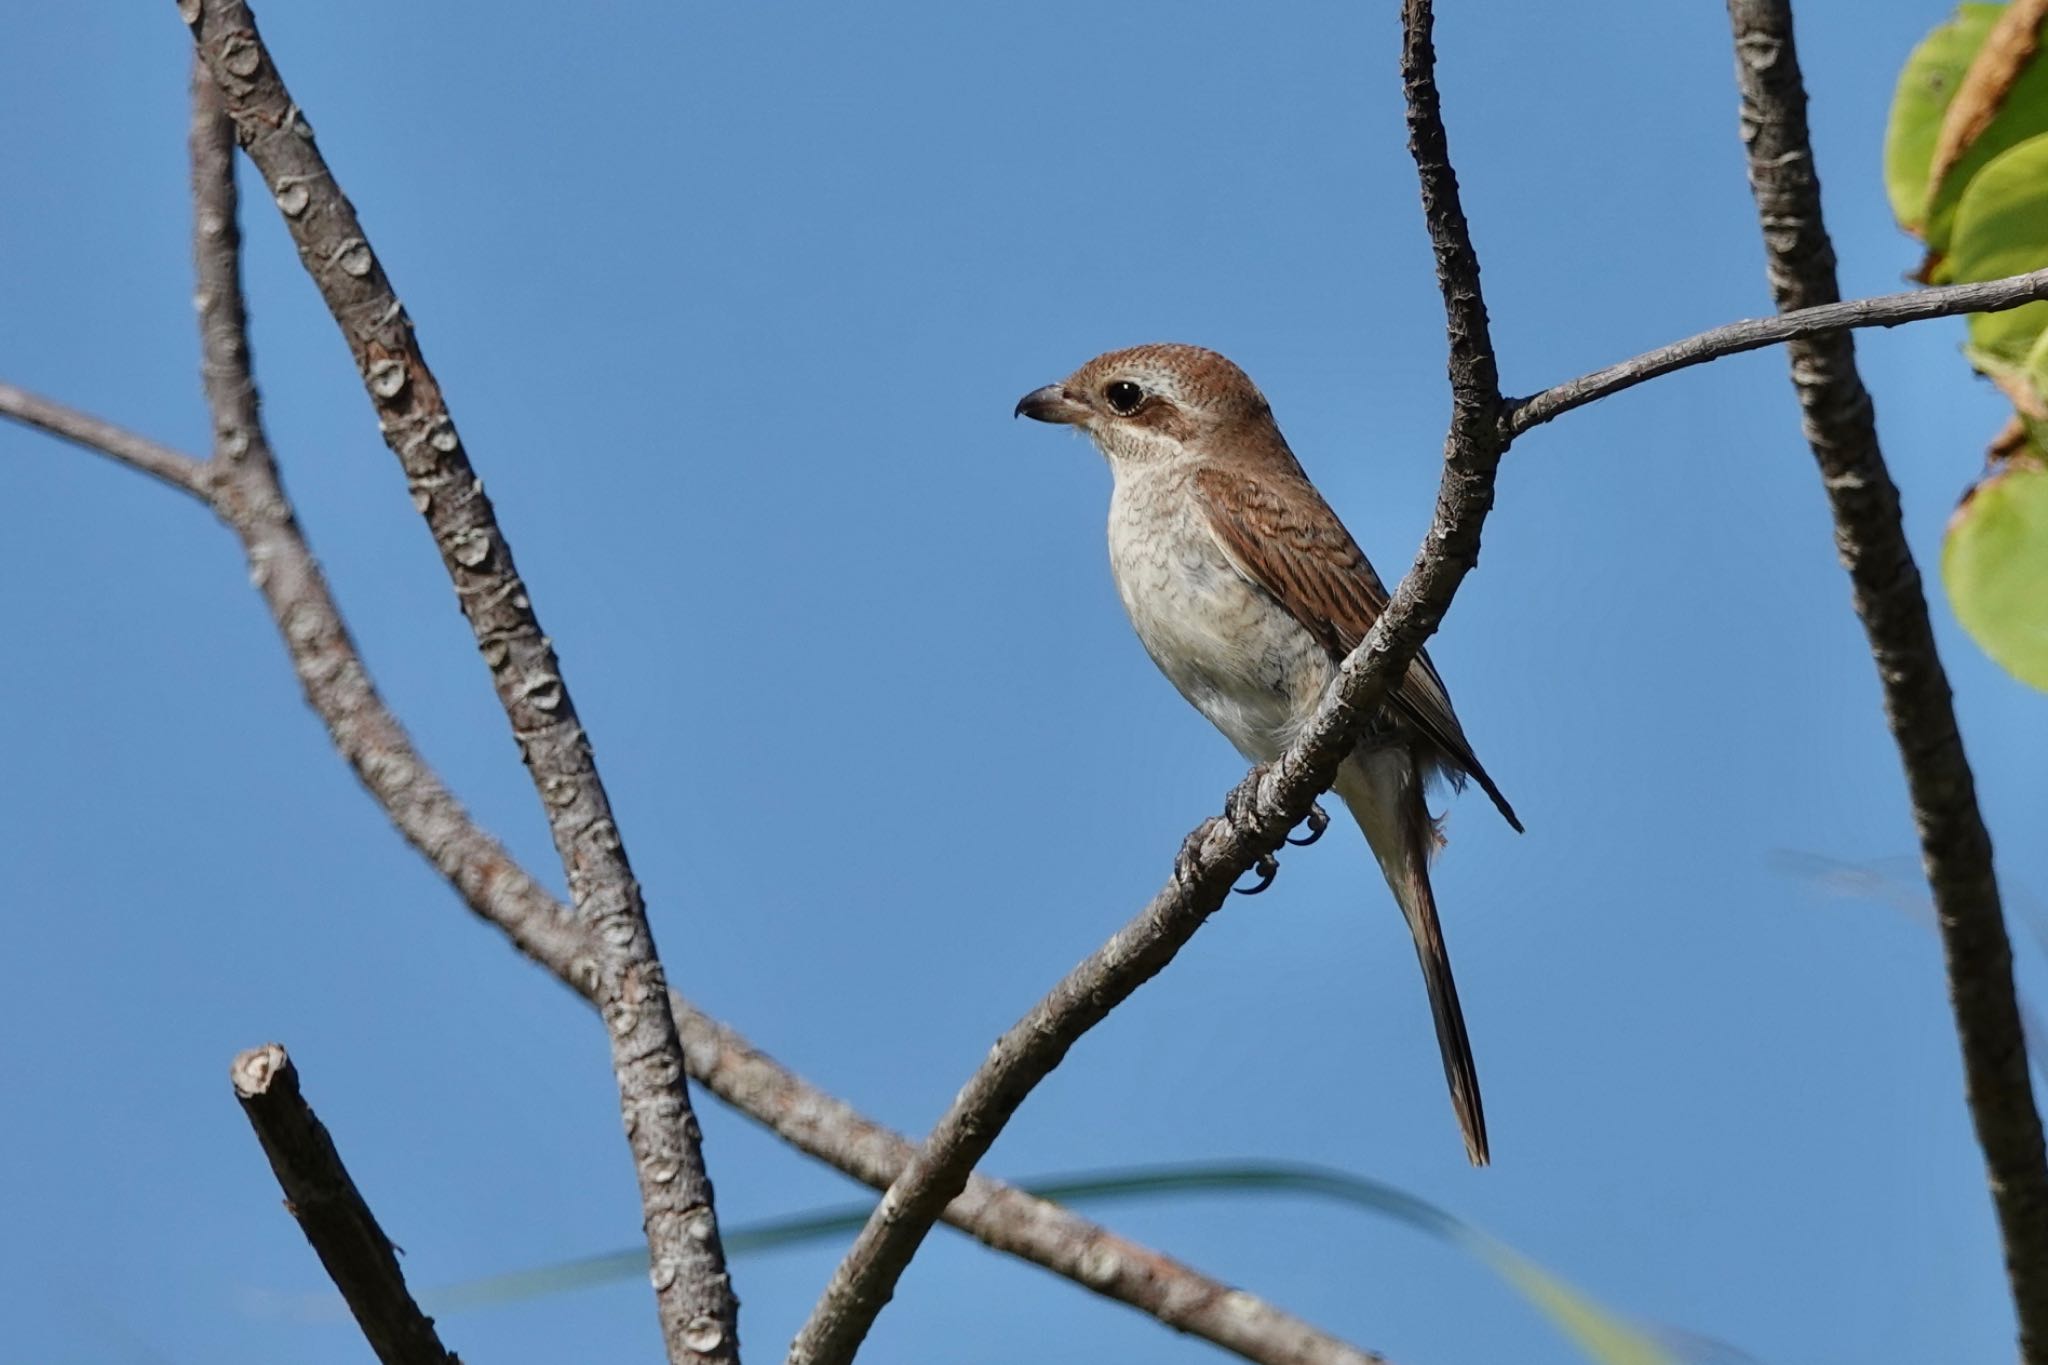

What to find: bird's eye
left=1103, top=380, right=1145, bottom=415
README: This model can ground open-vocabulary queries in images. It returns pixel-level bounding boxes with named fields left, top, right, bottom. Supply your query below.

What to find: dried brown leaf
left=1990, top=412, right=2033, bottom=460
left=1984, top=361, right=2048, bottom=420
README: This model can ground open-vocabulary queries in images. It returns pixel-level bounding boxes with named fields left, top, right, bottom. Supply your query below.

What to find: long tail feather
left=1339, top=750, right=1490, bottom=1166
left=1412, top=905, right=1489, bottom=1165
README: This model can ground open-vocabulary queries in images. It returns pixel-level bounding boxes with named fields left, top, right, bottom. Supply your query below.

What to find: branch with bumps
left=1724, top=2, right=2048, bottom=1359
left=179, top=3, right=737, bottom=1355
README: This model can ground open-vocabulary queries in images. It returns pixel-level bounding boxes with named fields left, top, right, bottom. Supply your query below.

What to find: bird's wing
left=1192, top=463, right=1522, bottom=832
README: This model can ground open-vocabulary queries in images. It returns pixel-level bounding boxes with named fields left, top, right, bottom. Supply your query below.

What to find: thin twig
left=231, top=1044, right=460, bottom=1365
left=1507, top=265, right=2048, bottom=437
left=178, top=5, right=738, bottom=1360
left=1724, top=3, right=2048, bottom=1360
left=784, top=4, right=1505, bottom=1360
left=0, top=380, right=210, bottom=498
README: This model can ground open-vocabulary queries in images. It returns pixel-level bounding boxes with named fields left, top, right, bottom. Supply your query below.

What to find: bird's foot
left=1233, top=851, right=1280, bottom=896
left=1286, top=801, right=1330, bottom=847
left=1223, top=764, right=1270, bottom=827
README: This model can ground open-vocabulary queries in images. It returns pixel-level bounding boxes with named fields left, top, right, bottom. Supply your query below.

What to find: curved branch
left=1724, top=3, right=2048, bottom=1360
left=785, top=4, right=1506, bottom=1360
left=178, top=5, right=739, bottom=1361
left=1506, top=265, right=2048, bottom=437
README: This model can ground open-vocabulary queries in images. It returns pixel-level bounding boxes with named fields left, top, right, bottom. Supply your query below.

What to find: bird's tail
left=1338, top=751, right=1490, bottom=1166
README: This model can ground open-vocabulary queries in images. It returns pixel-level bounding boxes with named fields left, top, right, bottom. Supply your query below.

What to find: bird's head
left=1014, top=343, right=1275, bottom=469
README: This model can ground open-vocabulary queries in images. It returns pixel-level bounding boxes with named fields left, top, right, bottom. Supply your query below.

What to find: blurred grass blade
left=1471, top=1237, right=1677, bottom=1365
left=424, top=1161, right=1733, bottom=1365
left=423, top=1204, right=886, bottom=1313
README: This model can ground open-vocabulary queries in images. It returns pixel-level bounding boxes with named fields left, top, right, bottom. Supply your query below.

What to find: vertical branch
left=1724, top=4, right=2048, bottom=1358
left=1385, top=0, right=1508, bottom=653
left=179, top=7, right=740, bottom=1360
left=1402, top=0, right=1502, bottom=428
left=185, top=57, right=598, bottom=1043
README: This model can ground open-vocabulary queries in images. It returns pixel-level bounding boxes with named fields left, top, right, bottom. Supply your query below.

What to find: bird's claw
left=1287, top=801, right=1330, bottom=847
left=1233, top=852, right=1280, bottom=896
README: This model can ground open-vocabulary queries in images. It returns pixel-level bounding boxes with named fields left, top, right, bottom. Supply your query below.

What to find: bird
left=1015, top=343, right=1521, bottom=1165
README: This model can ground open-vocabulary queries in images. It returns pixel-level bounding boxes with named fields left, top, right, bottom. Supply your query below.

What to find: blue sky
left=1, top=2, right=2039, bottom=1362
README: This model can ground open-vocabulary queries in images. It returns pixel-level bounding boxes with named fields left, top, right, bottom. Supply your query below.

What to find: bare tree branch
left=1724, top=3, right=2048, bottom=1360
left=784, top=4, right=1507, bottom=1360
left=231, top=1043, right=461, bottom=1365
left=0, top=208, right=1404, bottom=1365
left=176, top=5, right=739, bottom=1360
left=677, top=1011, right=1389, bottom=1365
left=3, top=384, right=1391, bottom=1365
left=0, top=379, right=210, bottom=498
left=182, top=58, right=601, bottom=1030
left=7, top=69, right=1394, bottom=1365
left=1506, top=265, right=2048, bottom=437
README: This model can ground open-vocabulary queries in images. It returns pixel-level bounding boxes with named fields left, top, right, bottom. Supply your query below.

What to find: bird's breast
left=1105, top=468, right=1331, bottom=762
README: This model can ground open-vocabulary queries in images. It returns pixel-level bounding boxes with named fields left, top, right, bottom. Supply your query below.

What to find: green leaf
left=1943, top=455, right=2048, bottom=690
left=1945, top=133, right=2048, bottom=364
left=1891, top=5, right=2048, bottom=255
left=1885, top=4, right=2004, bottom=235
left=415, top=1162, right=1735, bottom=1365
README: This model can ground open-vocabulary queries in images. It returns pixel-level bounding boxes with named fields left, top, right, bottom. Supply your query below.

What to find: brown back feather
left=1192, top=457, right=1522, bottom=833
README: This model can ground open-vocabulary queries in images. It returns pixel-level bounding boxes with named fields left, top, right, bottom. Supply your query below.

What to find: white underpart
left=1105, top=456, right=1334, bottom=766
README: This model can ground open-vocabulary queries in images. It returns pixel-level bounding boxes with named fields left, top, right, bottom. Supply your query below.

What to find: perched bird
left=1016, top=343, right=1521, bottom=1165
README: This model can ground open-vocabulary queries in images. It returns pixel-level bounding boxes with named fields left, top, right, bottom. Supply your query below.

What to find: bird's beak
left=1014, top=384, right=1088, bottom=426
